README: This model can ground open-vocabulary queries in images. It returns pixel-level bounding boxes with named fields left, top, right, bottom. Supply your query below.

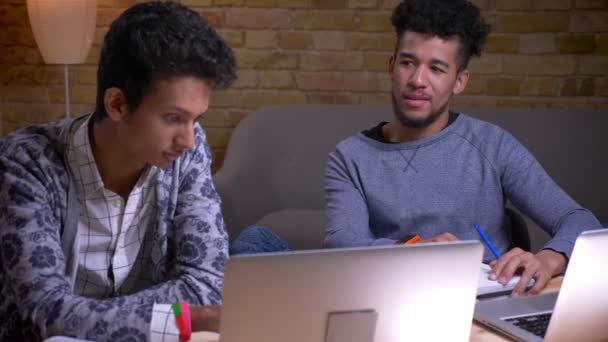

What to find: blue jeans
left=229, top=226, right=291, bottom=255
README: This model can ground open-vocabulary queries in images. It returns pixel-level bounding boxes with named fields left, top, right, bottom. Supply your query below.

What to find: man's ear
left=452, top=69, right=470, bottom=95
left=103, top=87, right=129, bottom=122
left=389, top=54, right=396, bottom=74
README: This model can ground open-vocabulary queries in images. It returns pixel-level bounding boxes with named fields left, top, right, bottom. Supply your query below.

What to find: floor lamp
left=26, top=0, right=97, bottom=119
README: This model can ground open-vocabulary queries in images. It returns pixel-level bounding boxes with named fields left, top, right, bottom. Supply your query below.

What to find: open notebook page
left=477, top=263, right=535, bottom=297
left=191, top=332, right=220, bottom=342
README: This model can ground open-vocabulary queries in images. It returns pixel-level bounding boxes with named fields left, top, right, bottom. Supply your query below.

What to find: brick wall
left=1, top=0, right=607, bottom=171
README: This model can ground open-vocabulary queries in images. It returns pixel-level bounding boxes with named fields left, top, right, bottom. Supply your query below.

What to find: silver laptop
left=474, top=228, right=608, bottom=342
left=220, top=241, right=483, bottom=342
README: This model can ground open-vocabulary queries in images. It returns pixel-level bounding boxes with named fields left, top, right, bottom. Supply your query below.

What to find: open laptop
left=474, top=228, right=608, bottom=342
left=218, top=241, right=483, bottom=342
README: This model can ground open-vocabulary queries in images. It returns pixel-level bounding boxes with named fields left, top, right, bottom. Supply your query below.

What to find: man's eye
left=165, top=114, right=180, bottom=122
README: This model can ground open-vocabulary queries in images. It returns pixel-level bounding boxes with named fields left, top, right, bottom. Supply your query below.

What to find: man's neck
left=382, top=111, right=450, bottom=143
left=90, top=119, right=146, bottom=199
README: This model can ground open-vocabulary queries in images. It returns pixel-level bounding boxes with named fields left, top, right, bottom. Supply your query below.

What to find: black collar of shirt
left=362, top=111, right=460, bottom=144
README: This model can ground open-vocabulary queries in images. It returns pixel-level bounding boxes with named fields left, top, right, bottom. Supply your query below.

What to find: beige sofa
left=213, top=104, right=607, bottom=252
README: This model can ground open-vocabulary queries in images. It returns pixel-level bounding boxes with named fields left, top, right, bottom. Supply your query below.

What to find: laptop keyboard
left=505, top=312, right=552, bottom=337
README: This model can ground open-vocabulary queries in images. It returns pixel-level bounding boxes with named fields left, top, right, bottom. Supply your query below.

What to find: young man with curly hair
left=0, top=2, right=237, bottom=341
left=324, top=0, right=601, bottom=296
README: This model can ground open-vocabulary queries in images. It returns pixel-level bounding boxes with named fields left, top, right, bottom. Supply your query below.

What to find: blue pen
left=474, top=224, right=501, bottom=259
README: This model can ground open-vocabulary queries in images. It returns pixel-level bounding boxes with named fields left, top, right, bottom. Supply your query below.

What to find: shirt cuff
left=150, top=303, right=181, bottom=342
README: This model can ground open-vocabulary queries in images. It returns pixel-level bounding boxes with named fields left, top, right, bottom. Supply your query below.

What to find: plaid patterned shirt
left=67, top=117, right=180, bottom=341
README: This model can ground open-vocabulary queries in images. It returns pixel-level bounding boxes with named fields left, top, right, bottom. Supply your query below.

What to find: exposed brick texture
left=1, top=0, right=607, bottom=171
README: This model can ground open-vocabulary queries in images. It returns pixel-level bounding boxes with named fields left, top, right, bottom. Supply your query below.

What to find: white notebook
left=477, top=263, right=535, bottom=297
left=191, top=332, right=219, bottom=342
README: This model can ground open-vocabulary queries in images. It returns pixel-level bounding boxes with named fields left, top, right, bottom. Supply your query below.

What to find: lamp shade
left=26, top=0, right=97, bottom=65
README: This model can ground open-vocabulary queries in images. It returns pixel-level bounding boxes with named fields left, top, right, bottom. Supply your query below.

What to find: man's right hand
left=419, top=232, right=459, bottom=243
left=191, top=305, right=222, bottom=332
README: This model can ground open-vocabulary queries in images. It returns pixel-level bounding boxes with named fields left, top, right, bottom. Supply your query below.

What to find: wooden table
left=193, top=276, right=564, bottom=342
left=469, top=276, right=563, bottom=341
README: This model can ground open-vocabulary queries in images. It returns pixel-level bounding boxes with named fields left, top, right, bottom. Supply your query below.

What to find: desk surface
left=192, top=276, right=564, bottom=342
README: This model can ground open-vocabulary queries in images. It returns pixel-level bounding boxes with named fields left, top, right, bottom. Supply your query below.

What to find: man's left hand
left=489, top=248, right=566, bottom=297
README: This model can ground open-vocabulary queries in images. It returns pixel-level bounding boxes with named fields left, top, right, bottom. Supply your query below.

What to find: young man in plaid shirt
left=0, top=2, right=237, bottom=340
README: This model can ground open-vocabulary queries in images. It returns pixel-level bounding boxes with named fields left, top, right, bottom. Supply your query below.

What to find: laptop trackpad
left=325, top=310, right=378, bottom=342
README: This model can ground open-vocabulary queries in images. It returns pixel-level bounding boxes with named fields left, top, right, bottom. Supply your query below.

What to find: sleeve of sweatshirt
left=324, top=145, right=397, bottom=248
left=0, top=125, right=228, bottom=341
left=497, top=130, right=602, bottom=260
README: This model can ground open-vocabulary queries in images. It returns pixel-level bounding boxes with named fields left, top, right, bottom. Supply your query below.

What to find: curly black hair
left=391, top=0, right=490, bottom=71
left=93, top=1, right=237, bottom=122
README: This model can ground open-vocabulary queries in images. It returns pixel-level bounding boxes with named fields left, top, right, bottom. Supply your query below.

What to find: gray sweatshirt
left=324, top=113, right=601, bottom=262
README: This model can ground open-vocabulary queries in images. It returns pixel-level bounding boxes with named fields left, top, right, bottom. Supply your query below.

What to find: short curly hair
left=391, top=0, right=490, bottom=71
left=93, top=1, right=237, bottom=122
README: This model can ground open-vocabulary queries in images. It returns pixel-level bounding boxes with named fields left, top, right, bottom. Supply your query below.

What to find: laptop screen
left=544, top=228, right=608, bottom=341
left=220, top=241, right=483, bottom=342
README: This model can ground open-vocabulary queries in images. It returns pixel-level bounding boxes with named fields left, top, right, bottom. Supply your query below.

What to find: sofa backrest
left=213, top=104, right=607, bottom=250
left=213, top=104, right=392, bottom=244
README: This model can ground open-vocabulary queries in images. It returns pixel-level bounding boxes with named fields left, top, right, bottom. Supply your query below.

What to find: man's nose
left=176, top=125, right=195, bottom=151
left=408, top=66, right=427, bottom=87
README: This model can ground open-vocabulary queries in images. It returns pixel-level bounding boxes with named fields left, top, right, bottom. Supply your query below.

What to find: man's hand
left=489, top=248, right=566, bottom=297
left=420, top=232, right=459, bottom=243
left=191, top=305, right=222, bottom=332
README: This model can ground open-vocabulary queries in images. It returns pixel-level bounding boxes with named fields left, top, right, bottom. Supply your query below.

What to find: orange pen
left=404, top=235, right=422, bottom=244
